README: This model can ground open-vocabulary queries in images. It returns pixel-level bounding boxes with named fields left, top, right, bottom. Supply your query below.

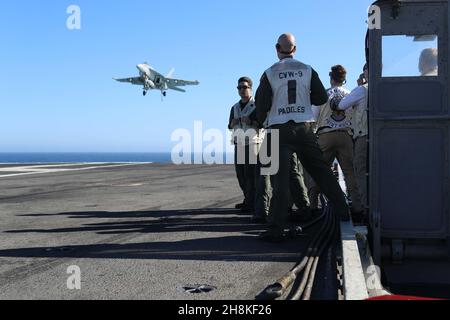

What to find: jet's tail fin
left=166, top=68, right=175, bottom=79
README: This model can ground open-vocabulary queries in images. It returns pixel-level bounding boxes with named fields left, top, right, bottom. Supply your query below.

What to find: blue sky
left=0, top=0, right=373, bottom=152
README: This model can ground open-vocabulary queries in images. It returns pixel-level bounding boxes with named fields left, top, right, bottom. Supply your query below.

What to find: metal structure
left=368, top=0, right=449, bottom=264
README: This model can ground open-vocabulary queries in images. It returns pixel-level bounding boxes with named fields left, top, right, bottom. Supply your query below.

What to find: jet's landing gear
left=143, top=90, right=147, bottom=96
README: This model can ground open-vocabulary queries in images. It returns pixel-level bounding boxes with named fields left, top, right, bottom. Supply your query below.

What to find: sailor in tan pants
left=339, top=64, right=369, bottom=220
left=311, top=65, right=363, bottom=215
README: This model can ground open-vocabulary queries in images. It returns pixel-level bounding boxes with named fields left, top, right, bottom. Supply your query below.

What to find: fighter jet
left=114, top=63, right=199, bottom=96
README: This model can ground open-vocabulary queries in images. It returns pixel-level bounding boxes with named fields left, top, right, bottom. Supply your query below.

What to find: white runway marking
left=0, top=163, right=152, bottom=178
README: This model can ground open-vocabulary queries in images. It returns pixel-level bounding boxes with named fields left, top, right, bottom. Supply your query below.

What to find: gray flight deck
left=0, top=163, right=340, bottom=300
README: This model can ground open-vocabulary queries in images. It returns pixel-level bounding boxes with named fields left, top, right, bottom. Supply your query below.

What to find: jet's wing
left=166, top=78, right=199, bottom=88
left=169, top=86, right=186, bottom=93
left=113, top=77, right=144, bottom=85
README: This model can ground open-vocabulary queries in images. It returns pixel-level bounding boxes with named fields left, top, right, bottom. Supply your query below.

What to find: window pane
left=382, top=35, right=438, bottom=77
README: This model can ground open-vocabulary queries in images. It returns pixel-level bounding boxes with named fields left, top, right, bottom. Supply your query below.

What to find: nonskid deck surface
left=0, top=163, right=148, bottom=178
left=0, top=164, right=335, bottom=300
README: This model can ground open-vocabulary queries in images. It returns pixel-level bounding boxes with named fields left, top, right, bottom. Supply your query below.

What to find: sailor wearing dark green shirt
left=255, top=33, right=350, bottom=241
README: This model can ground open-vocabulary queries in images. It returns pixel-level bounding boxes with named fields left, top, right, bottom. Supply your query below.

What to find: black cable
left=302, top=205, right=339, bottom=300
left=290, top=203, right=334, bottom=300
left=256, top=205, right=329, bottom=300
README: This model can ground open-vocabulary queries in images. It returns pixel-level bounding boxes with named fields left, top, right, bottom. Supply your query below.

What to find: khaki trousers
left=311, top=131, right=363, bottom=212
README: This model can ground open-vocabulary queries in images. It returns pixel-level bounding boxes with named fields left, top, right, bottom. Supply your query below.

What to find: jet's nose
left=136, top=64, right=145, bottom=73
left=137, top=63, right=151, bottom=78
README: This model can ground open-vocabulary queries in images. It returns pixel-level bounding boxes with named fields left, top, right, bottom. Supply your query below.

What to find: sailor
left=311, top=65, right=364, bottom=218
left=253, top=129, right=271, bottom=223
left=419, top=48, right=438, bottom=76
left=229, top=77, right=263, bottom=212
left=338, top=64, right=369, bottom=223
left=255, top=33, right=350, bottom=242
left=253, top=132, right=311, bottom=224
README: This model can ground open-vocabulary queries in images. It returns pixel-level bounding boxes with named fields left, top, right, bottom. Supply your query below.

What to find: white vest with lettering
left=316, top=86, right=352, bottom=135
left=265, top=58, right=314, bottom=127
left=231, top=97, right=265, bottom=145
left=352, top=84, right=368, bottom=139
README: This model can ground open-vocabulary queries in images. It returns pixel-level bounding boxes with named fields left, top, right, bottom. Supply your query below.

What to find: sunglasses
left=237, top=86, right=251, bottom=90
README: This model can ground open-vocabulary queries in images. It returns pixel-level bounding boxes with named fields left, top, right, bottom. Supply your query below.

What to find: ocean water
left=0, top=153, right=234, bottom=164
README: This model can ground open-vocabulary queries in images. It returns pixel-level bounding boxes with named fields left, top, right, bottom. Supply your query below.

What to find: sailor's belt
left=317, top=128, right=351, bottom=135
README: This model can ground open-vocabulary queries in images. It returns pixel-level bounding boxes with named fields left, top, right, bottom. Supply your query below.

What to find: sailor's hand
left=357, top=73, right=367, bottom=86
left=241, top=117, right=252, bottom=125
left=230, top=119, right=240, bottom=127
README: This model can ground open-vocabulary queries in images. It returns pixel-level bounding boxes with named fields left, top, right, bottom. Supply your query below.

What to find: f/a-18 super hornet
left=114, top=63, right=199, bottom=96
